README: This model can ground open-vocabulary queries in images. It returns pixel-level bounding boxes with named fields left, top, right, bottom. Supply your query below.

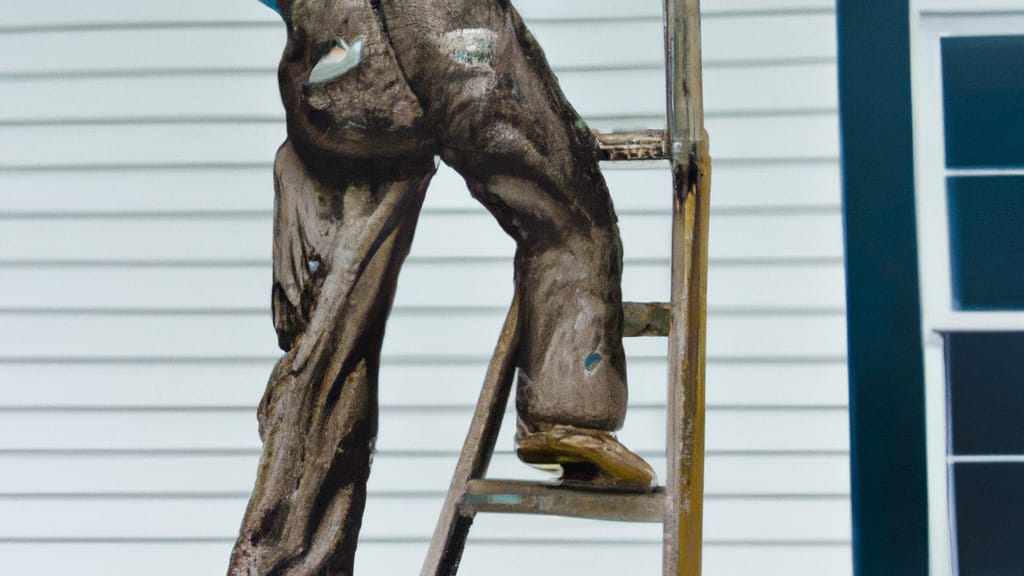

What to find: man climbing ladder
left=228, top=0, right=707, bottom=574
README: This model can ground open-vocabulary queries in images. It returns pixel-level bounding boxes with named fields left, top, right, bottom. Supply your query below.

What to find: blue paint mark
left=584, top=352, right=602, bottom=371
left=464, top=494, right=521, bottom=506
left=258, top=0, right=282, bottom=16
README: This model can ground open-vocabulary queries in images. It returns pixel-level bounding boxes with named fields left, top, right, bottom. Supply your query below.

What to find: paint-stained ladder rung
left=461, top=480, right=666, bottom=523
left=595, top=129, right=667, bottom=161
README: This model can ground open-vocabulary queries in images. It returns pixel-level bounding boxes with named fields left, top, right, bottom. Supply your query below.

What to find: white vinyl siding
left=0, top=0, right=850, bottom=574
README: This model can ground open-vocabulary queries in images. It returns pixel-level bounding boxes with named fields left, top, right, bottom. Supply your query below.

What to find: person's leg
left=228, top=143, right=432, bottom=576
left=382, top=0, right=653, bottom=490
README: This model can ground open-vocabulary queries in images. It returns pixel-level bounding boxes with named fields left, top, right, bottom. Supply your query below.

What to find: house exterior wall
left=0, top=1, right=850, bottom=574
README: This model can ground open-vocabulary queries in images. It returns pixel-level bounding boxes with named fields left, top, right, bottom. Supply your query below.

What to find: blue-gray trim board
left=837, top=1, right=929, bottom=574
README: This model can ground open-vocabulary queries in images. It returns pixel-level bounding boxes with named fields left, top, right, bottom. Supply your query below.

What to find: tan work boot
left=515, top=424, right=657, bottom=493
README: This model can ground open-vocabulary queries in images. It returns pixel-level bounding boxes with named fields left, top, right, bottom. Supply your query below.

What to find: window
left=914, top=12, right=1024, bottom=576
left=942, top=36, right=1024, bottom=310
left=945, top=333, right=1024, bottom=575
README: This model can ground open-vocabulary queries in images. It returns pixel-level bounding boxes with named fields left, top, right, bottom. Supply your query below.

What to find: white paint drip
left=308, top=36, right=365, bottom=84
left=443, top=28, right=498, bottom=67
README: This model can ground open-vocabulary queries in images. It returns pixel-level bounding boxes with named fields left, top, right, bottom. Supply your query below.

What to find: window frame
left=911, top=12, right=1024, bottom=576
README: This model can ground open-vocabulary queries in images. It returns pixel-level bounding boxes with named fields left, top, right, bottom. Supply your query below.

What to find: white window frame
left=910, top=8, right=1024, bottom=575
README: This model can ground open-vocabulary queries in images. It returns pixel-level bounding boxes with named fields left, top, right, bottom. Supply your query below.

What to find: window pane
left=945, top=331, right=1024, bottom=455
left=947, top=176, right=1024, bottom=310
left=942, top=35, right=1024, bottom=168
left=952, top=463, right=1024, bottom=575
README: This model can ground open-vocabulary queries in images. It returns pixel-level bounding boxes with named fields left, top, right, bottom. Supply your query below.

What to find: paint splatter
left=444, top=29, right=498, bottom=67
left=308, top=37, right=365, bottom=84
left=584, top=352, right=603, bottom=371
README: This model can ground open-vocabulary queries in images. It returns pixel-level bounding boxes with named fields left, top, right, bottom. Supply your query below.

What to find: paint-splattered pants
left=228, top=1, right=627, bottom=574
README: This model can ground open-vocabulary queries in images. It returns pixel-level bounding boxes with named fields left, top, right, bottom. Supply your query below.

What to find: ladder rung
left=461, top=479, right=666, bottom=523
left=623, top=301, right=672, bottom=337
left=594, top=129, right=667, bottom=161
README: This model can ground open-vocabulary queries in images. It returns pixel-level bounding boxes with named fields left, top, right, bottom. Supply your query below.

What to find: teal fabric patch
left=258, top=0, right=282, bottom=16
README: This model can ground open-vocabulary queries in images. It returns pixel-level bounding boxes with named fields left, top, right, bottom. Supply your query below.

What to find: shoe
left=515, top=424, right=657, bottom=493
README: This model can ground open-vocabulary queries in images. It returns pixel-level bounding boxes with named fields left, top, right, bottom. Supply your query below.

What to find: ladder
left=421, top=1, right=711, bottom=574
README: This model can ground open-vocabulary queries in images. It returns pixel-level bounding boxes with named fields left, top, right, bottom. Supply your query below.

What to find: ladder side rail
left=662, top=1, right=711, bottom=576
left=420, top=292, right=522, bottom=576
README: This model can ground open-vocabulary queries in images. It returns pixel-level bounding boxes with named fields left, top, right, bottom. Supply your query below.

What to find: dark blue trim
left=837, top=2, right=929, bottom=575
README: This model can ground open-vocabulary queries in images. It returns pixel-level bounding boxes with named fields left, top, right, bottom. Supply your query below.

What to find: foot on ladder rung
left=421, top=298, right=679, bottom=576
left=462, top=480, right=666, bottom=523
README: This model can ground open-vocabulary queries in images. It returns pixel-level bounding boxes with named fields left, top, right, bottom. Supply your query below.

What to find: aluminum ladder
left=421, top=1, right=711, bottom=574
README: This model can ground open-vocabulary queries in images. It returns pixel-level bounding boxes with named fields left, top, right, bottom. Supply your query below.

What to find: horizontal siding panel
left=0, top=167, right=275, bottom=215
left=0, top=363, right=275, bottom=409
left=708, top=161, right=840, bottom=209
left=0, top=63, right=837, bottom=123
left=706, top=114, right=836, bottom=160
left=0, top=15, right=834, bottom=76
left=0, top=160, right=841, bottom=215
left=459, top=542, right=853, bottom=576
left=1, top=0, right=832, bottom=29
left=0, top=114, right=837, bottom=169
left=0, top=265, right=277, bottom=311
left=0, top=27, right=290, bottom=76
left=0, top=211, right=844, bottom=263
left=0, top=123, right=288, bottom=169
left=0, top=74, right=282, bottom=124
left=1, top=0, right=279, bottom=28
left=703, top=63, right=838, bottom=114
left=0, top=407, right=850, bottom=453
left=918, top=0, right=1024, bottom=13
left=458, top=542, right=853, bottom=576
left=0, top=311, right=847, bottom=360
left=707, top=0, right=832, bottom=10
left=0, top=360, right=848, bottom=409
left=0, top=542, right=852, bottom=576
left=698, top=12, right=835, bottom=63
left=0, top=261, right=844, bottom=311
left=0, top=495, right=850, bottom=542
left=0, top=452, right=849, bottom=496
left=542, top=0, right=835, bottom=16
left=708, top=262, right=845, bottom=309
left=520, top=0, right=833, bottom=18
